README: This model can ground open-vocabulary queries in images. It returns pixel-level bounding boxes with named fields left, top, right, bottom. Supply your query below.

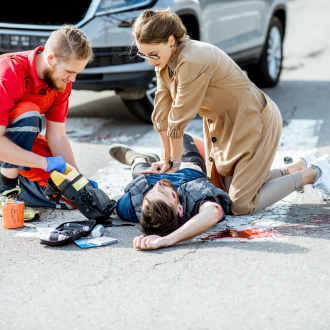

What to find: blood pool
left=201, top=228, right=276, bottom=241
left=200, top=215, right=330, bottom=242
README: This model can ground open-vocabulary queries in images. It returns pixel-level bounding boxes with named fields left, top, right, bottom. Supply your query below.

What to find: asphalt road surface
left=1, top=1, right=330, bottom=329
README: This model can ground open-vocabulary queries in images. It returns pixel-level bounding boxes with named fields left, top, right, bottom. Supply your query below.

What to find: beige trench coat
left=152, top=37, right=282, bottom=215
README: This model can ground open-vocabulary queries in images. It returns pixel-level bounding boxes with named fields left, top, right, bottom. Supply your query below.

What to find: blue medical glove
left=46, top=156, right=66, bottom=173
left=88, top=179, right=98, bottom=189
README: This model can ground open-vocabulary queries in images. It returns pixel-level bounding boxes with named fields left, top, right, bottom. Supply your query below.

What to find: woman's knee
left=230, top=196, right=257, bottom=215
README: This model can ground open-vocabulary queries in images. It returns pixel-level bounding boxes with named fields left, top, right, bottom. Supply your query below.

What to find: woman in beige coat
left=133, top=9, right=322, bottom=215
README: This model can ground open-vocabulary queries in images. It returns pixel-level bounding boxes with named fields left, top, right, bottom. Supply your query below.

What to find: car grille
left=0, top=41, right=145, bottom=69
left=86, top=47, right=145, bottom=68
left=0, top=35, right=48, bottom=54
left=0, top=0, right=91, bottom=25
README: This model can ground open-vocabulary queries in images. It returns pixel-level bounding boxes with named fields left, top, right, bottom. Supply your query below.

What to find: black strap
left=58, top=173, right=85, bottom=192
left=44, top=178, right=62, bottom=203
left=50, top=233, right=60, bottom=241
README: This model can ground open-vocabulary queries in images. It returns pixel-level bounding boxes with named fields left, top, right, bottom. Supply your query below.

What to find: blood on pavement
left=310, top=215, right=330, bottom=224
left=201, top=228, right=276, bottom=241
left=201, top=215, right=330, bottom=242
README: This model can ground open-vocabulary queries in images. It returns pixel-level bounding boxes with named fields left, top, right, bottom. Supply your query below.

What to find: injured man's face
left=142, top=179, right=183, bottom=215
left=140, top=179, right=183, bottom=236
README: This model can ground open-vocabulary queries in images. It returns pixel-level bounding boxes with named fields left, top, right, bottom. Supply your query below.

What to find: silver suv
left=0, top=0, right=287, bottom=122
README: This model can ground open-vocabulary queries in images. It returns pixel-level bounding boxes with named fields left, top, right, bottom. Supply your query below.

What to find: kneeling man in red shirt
left=0, top=25, right=96, bottom=218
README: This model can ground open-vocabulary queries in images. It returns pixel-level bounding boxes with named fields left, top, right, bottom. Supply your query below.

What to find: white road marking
left=41, top=118, right=113, bottom=138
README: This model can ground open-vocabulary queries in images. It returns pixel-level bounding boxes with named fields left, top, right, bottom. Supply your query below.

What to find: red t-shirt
left=0, top=47, right=72, bottom=126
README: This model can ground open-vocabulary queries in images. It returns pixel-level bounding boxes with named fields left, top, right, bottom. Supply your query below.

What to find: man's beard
left=43, top=66, right=66, bottom=92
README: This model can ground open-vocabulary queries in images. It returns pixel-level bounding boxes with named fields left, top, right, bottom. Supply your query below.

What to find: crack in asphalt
left=86, top=243, right=203, bottom=288
left=152, top=243, right=203, bottom=270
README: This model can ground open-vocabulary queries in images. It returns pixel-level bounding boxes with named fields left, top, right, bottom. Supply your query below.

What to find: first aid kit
left=2, top=200, right=24, bottom=229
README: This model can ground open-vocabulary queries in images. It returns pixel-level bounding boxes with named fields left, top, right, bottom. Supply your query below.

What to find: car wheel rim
left=267, top=26, right=282, bottom=80
left=146, top=76, right=157, bottom=106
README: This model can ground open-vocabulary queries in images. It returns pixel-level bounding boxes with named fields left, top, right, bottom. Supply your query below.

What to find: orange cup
left=2, top=201, right=24, bottom=229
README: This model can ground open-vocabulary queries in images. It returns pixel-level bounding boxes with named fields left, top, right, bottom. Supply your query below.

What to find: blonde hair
left=45, top=25, right=93, bottom=63
left=132, top=9, right=187, bottom=45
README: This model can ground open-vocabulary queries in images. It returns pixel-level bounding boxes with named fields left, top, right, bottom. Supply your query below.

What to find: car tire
left=122, top=75, right=156, bottom=123
left=246, top=16, right=284, bottom=88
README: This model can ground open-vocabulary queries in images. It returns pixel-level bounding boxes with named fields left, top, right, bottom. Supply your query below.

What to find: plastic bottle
left=91, top=224, right=104, bottom=238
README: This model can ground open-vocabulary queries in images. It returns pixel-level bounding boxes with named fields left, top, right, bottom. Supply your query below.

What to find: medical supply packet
left=74, top=237, right=118, bottom=248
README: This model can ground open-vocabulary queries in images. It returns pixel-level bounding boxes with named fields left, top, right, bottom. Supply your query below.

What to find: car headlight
left=95, top=0, right=155, bottom=16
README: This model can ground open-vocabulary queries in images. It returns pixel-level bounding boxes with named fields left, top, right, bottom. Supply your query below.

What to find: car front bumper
left=73, top=69, right=155, bottom=91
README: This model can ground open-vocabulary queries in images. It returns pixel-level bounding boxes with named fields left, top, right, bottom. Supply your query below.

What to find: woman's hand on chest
left=140, top=159, right=172, bottom=175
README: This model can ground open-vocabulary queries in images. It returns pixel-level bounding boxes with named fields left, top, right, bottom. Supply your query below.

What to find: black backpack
left=45, top=173, right=116, bottom=223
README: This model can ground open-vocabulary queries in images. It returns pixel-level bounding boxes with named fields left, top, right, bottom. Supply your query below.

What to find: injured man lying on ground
left=109, top=134, right=231, bottom=250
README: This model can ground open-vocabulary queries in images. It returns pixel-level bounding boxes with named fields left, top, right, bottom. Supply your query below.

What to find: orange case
left=2, top=201, right=24, bottom=229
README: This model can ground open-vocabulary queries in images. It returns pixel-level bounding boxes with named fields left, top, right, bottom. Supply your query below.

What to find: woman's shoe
left=311, top=154, right=330, bottom=200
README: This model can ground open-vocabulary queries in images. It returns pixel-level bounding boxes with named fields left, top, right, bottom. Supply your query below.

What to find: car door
left=200, top=0, right=241, bottom=55
left=200, top=0, right=270, bottom=59
left=238, top=0, right=270, bottom=50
